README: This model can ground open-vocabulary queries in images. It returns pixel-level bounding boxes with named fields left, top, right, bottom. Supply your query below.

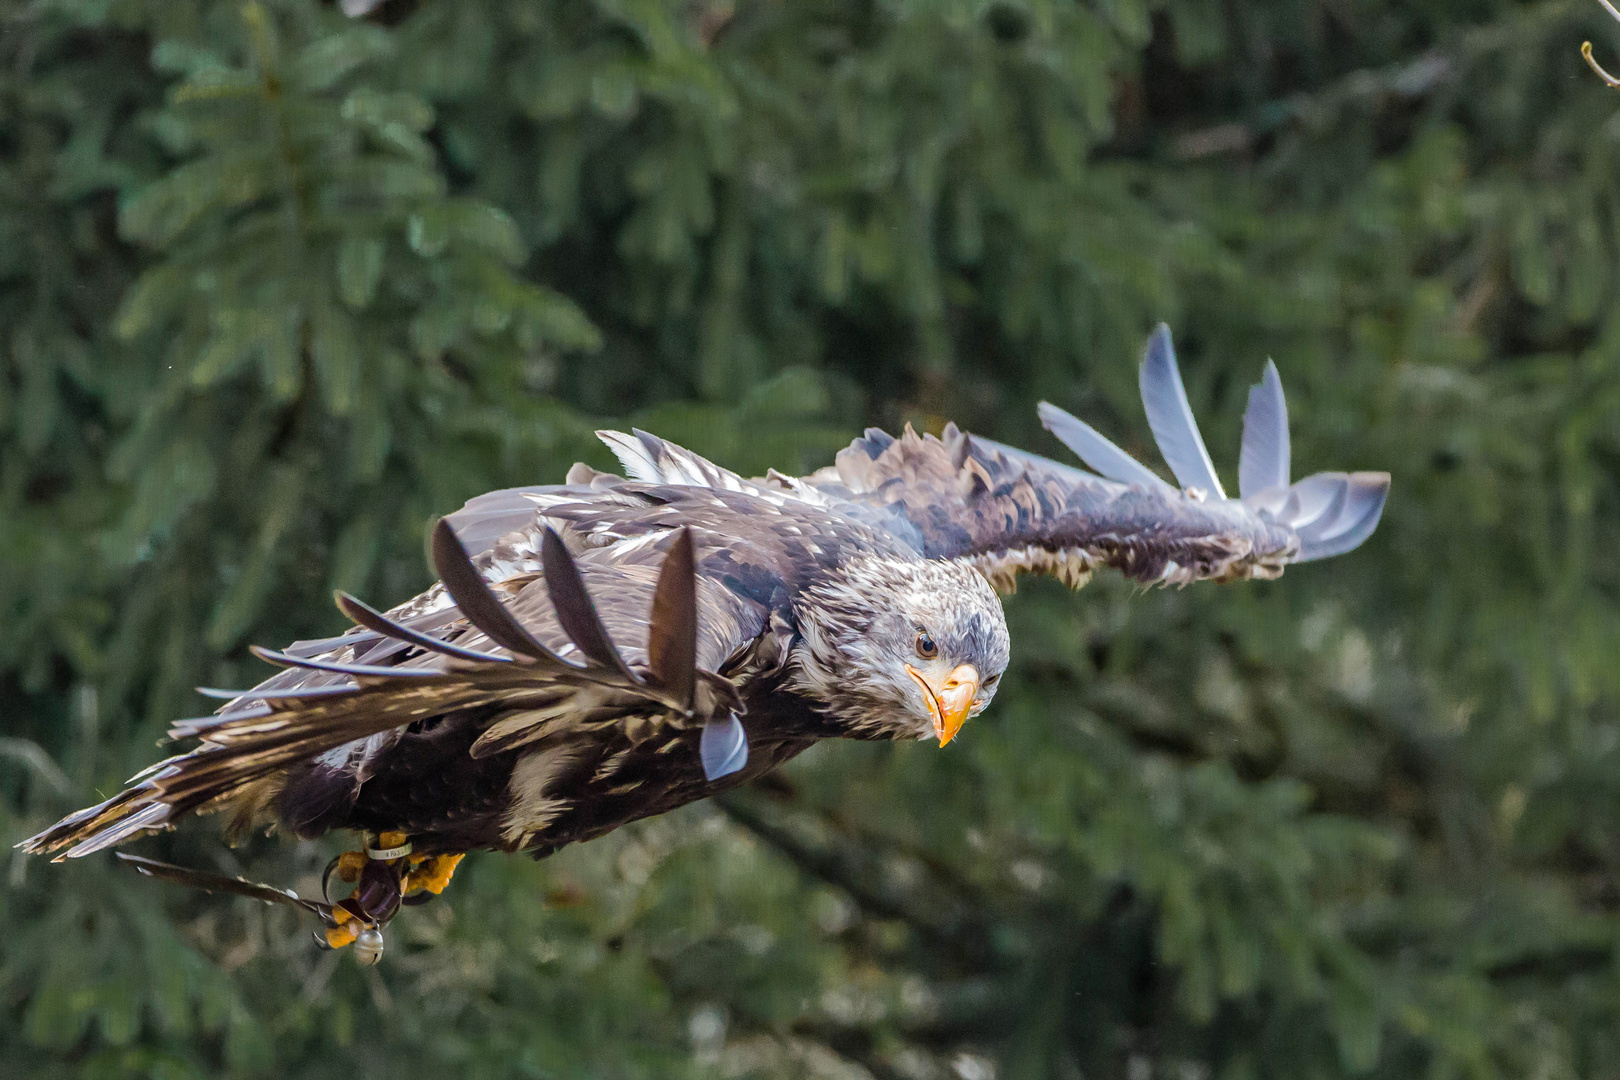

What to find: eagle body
left=271, top=484, right=947, bottom=859
left=254, top=476, right=997, bottom=854
left=22, top=327, right=1390, bottom=933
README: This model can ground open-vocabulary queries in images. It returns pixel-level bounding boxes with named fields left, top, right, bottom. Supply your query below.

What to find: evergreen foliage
left=5, top=0, right=1620, bottom=1077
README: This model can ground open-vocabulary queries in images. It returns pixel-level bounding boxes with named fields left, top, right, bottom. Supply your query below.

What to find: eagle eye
left=914, top=631, right=939, bottom=659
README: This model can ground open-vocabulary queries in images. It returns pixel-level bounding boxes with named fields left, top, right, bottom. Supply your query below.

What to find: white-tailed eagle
left=21, top=327, right=1388, bottom=963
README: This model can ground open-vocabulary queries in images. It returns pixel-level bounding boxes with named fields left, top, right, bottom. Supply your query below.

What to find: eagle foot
left=402, top=852, right=464, bottom=898
left=316, top=831, right=414, bottom=963
left=315, top=835, right=465, bottom=961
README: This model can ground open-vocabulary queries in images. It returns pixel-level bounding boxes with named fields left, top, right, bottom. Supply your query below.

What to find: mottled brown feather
left=646, top=527, right=697, bottom=711
left=539, top=527, right=639, bottom=682
left=430, top=519, right=565, bottom=666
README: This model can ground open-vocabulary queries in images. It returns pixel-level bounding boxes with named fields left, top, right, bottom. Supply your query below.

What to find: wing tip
left=1292, top=471, right=1390, bottom=562
left=1145, top=323, right=1173, bottom=366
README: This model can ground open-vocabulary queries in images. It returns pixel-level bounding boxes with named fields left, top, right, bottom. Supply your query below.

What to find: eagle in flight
left=21, top=327, right=1387, bottom=963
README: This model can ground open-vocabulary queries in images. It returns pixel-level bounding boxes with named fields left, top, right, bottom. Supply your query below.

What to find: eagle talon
left=321, top=904, right=367, bottom=950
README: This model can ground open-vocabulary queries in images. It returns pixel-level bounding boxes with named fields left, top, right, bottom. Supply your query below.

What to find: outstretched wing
left=20, top=524, right=763, bottom=860
left=579, top=325, right=1386, bottom=594
left=795, top=324, right=1388, bottom=592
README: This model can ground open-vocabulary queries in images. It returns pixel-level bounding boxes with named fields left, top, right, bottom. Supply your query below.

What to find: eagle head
left=791, top=556, right=1010, bottom=743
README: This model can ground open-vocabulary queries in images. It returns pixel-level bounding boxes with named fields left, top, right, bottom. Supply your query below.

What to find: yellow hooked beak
left=905, top=663, right=981, bottom=746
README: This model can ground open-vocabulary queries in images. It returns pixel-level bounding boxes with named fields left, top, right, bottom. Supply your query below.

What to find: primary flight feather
left=20, top=326, right=1389, bottom=961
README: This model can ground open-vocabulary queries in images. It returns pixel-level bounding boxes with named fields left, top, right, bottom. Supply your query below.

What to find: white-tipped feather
left=445, top=486, right=554, bottom=551
left=1318, top=474, right=1389, bottom=542
left=1294, top=473, right=1388, bottom=561
left=1243, top=470, right=1388, bottom=563
left=597, top=429, right=664, bottom=483
left=1036, top=402, right=1176, bottom=494
left=1139, top=324, right=1226, bottom=499
left=700, top=714, right=749, bottom=780
left=1239, top=360, right=1290, bottom=498
left=962, top=545, right=1096, bottom=595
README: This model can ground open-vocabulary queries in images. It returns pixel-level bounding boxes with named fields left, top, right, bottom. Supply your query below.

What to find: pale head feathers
left=788, top=554, right=1010, bottom=739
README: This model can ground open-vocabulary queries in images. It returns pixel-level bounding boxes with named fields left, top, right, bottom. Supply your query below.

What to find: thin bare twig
left=1583, top=0, right=1620, bottom=85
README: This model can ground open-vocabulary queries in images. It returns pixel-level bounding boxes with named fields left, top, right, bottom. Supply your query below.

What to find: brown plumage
left=21, top=327, right=1388, bottom=945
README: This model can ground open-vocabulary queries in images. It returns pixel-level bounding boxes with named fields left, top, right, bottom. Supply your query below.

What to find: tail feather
left=21, top=668, right=524, bottom=860
left=20, top=788, right=174, bottom=860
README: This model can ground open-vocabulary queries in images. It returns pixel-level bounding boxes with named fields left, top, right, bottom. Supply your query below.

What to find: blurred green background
left=4, top=0, right=1620, bottom=1076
